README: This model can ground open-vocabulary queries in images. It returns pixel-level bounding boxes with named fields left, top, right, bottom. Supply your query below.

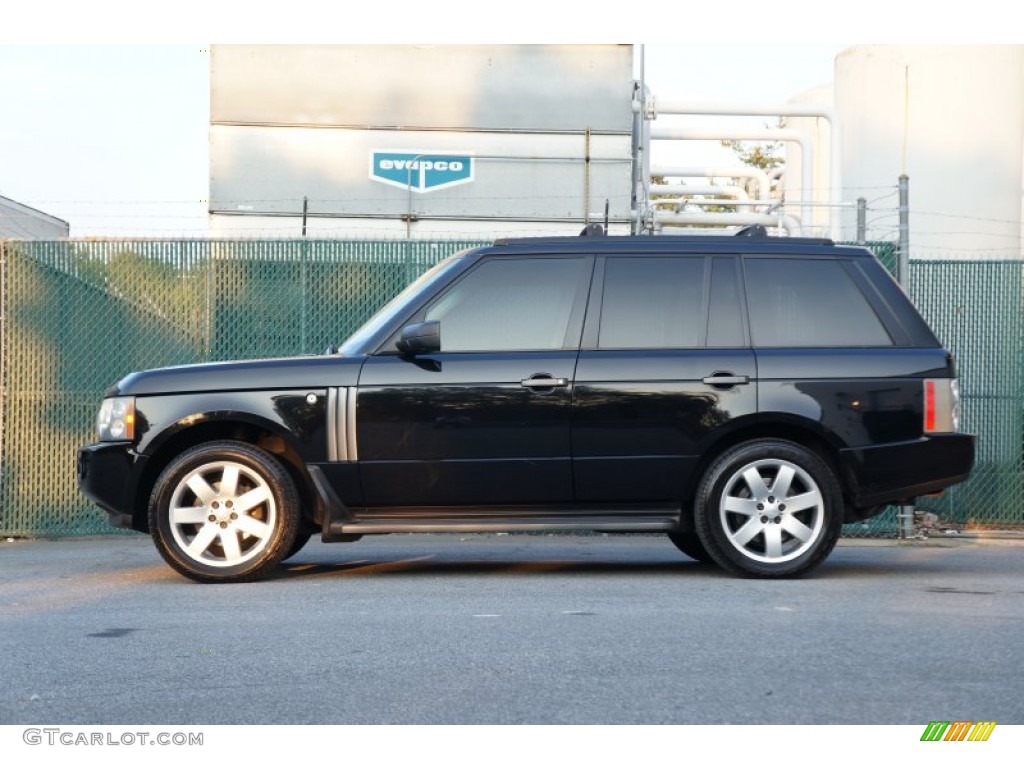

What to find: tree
left=721, top=118, right=787, bottom=198
left=723, top=139, right=785, bottom=173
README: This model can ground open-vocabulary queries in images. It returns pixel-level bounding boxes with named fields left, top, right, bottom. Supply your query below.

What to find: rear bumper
left=77, top=443, right=147, bottom=529
left=840, top=433, right=975, bottom=507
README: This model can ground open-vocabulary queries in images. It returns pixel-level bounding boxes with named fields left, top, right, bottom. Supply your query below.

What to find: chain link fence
left=0, top=238, right=1019, bottom=537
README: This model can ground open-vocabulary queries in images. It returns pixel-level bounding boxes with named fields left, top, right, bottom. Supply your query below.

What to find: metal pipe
left=649, top=184, right=749, bottom=199
left=649, top=126, right=814, bottom=229
left=300, top=196, right=308, bottom=352
left=650, top=184, right=749, bottom=213
left=584, top=128, right=591, bottom=226
left=651, top=99, right=843, bottom=239
left=633, top=45, right=646, bottom=234
left=651, top=165, right=771, bottom=203
left=666, top=199, right=772, bottom=208
left=897, top=174, right=914, bottom=541
left=631, top=95, right=643, bottom=234
left=650, top=210, right=802, bottom=235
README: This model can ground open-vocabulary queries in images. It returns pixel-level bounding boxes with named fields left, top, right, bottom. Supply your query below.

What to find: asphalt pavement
left=1, top=532, right=1022, bottom=725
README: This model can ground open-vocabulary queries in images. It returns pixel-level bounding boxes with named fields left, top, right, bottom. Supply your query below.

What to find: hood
left=109, top=354, right=364, bottom=396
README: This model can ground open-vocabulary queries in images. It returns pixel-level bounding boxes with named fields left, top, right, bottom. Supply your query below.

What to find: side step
left=327, top=515, right=678, bottom=537
left=309, top=468, right=682, bottom=540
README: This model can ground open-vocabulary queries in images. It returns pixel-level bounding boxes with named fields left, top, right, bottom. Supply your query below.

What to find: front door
left=356, top=255, right=593, bottom=507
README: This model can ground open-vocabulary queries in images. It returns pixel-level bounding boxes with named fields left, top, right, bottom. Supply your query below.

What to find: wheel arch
left=132, top=416, right=318, bottom=534
left=681, top=415, right=849, bottom=529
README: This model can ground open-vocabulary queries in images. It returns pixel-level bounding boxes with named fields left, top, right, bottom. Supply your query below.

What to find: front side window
left=424, top=257, right=588, bottom=352
left=744, top=258, right=893, bottom=347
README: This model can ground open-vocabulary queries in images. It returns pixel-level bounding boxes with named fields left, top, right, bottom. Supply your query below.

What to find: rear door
left=572, top=254, right=757, bottom=502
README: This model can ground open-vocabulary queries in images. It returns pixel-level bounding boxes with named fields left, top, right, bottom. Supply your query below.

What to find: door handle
left=521, top=375, right=569, bottom=389
left=702, top=373, right=750, bottom=387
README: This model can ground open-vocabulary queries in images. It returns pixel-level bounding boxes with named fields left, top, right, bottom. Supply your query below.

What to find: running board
left=327, top=515, right=678, bottom=536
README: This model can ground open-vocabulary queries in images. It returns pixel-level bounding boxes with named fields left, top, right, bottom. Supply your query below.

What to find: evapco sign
left=369, top=150, right=474, bottom=193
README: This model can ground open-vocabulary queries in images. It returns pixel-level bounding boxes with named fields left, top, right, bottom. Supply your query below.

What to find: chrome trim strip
left=337, top=387, right=349, bottom=462
left=327, top=386, right=355, bottom=462
left=326, top=387, right=339, bottom=462
left=345, top=387, right=358, bottom=461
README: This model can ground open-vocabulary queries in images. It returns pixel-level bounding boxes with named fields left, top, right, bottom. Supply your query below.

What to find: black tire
left=666, top=531, right=714, bottom=563
left=283, top=527, right=314, bottom=561
left=149, top=440, right=300, bottom=583
left=694, top=439, right=843, bottom=578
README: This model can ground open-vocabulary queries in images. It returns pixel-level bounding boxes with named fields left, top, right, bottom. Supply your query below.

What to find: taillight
left=924, top=378, right=960, bottom=434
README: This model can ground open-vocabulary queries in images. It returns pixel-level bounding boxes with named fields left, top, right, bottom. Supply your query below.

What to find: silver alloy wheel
left=167, top=460, right=278, bottom=568
left=718, top=458, right=825, bottom=564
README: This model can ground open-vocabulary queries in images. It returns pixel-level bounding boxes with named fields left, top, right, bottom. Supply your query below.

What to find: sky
left=0, top=43, right=846, bottom=237
left=0, top=2, right=1013, bottom=237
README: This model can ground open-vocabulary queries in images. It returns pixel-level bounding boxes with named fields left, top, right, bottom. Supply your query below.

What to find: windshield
left=339, top=253, right=467, bottom=356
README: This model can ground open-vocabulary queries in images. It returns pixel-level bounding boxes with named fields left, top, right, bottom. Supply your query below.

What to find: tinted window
left=707, top=257, right=745, bottom=347
left=599, top=257, right=706, bottom=349
left=744, top=258, right=892, bottom=347
left=854, top=258, right=939, bottom=347
left=425, top=257, right=588, bottom=352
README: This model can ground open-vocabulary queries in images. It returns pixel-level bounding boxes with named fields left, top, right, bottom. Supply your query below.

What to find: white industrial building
left=208, top=44, right=1024, bottom=256
left=208, top=45, right=635, bottom=239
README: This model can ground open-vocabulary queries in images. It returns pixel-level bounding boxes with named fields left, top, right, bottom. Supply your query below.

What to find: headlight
left=96, top=396, right=136, bottom=441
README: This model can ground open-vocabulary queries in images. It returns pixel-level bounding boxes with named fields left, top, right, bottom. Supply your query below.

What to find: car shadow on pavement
left=270, top=555, right=724, bottom=580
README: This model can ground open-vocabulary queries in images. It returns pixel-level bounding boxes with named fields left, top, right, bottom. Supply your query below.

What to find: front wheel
left=694, top=440, right=843, bottom=578
left=149, top=441, right=301, bottom=582
left=283, top=527, right=314, bottom=561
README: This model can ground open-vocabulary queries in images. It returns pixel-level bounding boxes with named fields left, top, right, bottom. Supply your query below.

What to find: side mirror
left=396, top=320, right=441, bottom=355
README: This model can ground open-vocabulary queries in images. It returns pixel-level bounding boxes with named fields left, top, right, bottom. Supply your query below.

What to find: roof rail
left=734, top=224, right=768, bottom=238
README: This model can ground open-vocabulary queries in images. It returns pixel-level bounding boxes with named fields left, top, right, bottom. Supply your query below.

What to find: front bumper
left=77, top=442, right=147, bottom=529
left=840, top=433, right=976, bottom=507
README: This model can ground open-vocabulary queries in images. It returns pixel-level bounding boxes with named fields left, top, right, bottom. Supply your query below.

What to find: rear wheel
left=694, top=440, right=842, bottom=578
left=149, top=441, right=300, bottom=582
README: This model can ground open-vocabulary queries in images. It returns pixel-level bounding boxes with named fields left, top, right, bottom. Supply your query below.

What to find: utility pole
left=898, top=175, right=910, bottom=284
left=301, top=196, right=308, bottom=353
left=897, top=175, right=915, bottom=540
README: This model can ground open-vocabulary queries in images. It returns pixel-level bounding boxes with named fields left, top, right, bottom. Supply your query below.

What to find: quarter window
left=744, top=258, right=893, bottom=347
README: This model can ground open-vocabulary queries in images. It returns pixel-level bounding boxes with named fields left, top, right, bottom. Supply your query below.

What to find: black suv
left=78, top=232, right=974, bottom=582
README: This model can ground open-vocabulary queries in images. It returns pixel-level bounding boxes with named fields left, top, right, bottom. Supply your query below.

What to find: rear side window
left=598, top=256, right=706, bottom=349
left=744, top=258, right=893, bottom=347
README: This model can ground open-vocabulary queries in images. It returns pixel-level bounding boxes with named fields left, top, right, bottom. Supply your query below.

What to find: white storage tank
left=834, top=45, right=1024, bottom=256
left=783, top=83, right=835, bottom=238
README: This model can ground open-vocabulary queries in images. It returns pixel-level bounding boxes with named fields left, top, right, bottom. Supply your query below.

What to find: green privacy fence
left=0, top=238, right=1019, bottom=536
left=0, top=239, right=485, bottom=535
